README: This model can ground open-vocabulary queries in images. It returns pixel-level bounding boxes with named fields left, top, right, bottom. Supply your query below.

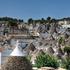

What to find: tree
left=28, top=18, right=33, bottom=24
left=47, top=17, right=51, bottom=21
left=40, top=18, right=45, bottom=24
left=8, top=21, right=17, bottom=27
left=47, top=16, right=51, bottom=23
left=8, top=20, right=18, bottom=33
left=18, top=19, right=23, bottom=22
left=0, top=17, right=23, bottom=23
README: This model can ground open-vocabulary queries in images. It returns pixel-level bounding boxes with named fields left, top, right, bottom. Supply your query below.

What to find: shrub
left=58, top=37, right=65, bottom=45
left=64, top=46, right=70, bottom=56
left=61, top=57, right=70, bottom=70
left=35, top=54, right=59, bottom=68
left=1, top=56, right=32, bottom=70
left=64, top=46, right=70, bottom=53
left=27, top=55, right=32, bottom=61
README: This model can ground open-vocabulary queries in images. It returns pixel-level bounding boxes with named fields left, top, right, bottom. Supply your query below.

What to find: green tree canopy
left=28, top=18, right=33, bottom=24
left=8, top=20, right=18, bottom=27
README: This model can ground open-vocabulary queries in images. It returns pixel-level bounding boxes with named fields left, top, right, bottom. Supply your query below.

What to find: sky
left=0, top=0, right=70, bottom=21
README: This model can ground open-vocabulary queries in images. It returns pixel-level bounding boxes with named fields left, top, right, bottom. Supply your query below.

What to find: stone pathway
left=33, top=67, right=66, bottom=70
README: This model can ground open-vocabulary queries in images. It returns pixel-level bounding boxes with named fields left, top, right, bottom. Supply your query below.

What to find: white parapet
left=62, top=24, right=70, bottom=28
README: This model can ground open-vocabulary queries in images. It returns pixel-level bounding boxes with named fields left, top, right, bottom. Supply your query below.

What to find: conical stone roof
left=10, top=40, right=27, bottom=56
left=10, top=46, right=24, bottom=56
left=25, top=43, right=36, bottom=52
left=47, top=47, right=54, bottom=54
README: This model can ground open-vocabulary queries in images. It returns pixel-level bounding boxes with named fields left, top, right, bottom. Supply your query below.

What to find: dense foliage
left=0, top=16, right=70, bottom=24
left=8, top=20, right=18, bottom=27
left=64, top=46, right=70, bottom=56
left=0, top=17, right=23, bottom=22
left=61, top=57, right=70, bottom=70
left=35, top=54, right=59, bottom=68
left=1, top=56, right=32, bottom=70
